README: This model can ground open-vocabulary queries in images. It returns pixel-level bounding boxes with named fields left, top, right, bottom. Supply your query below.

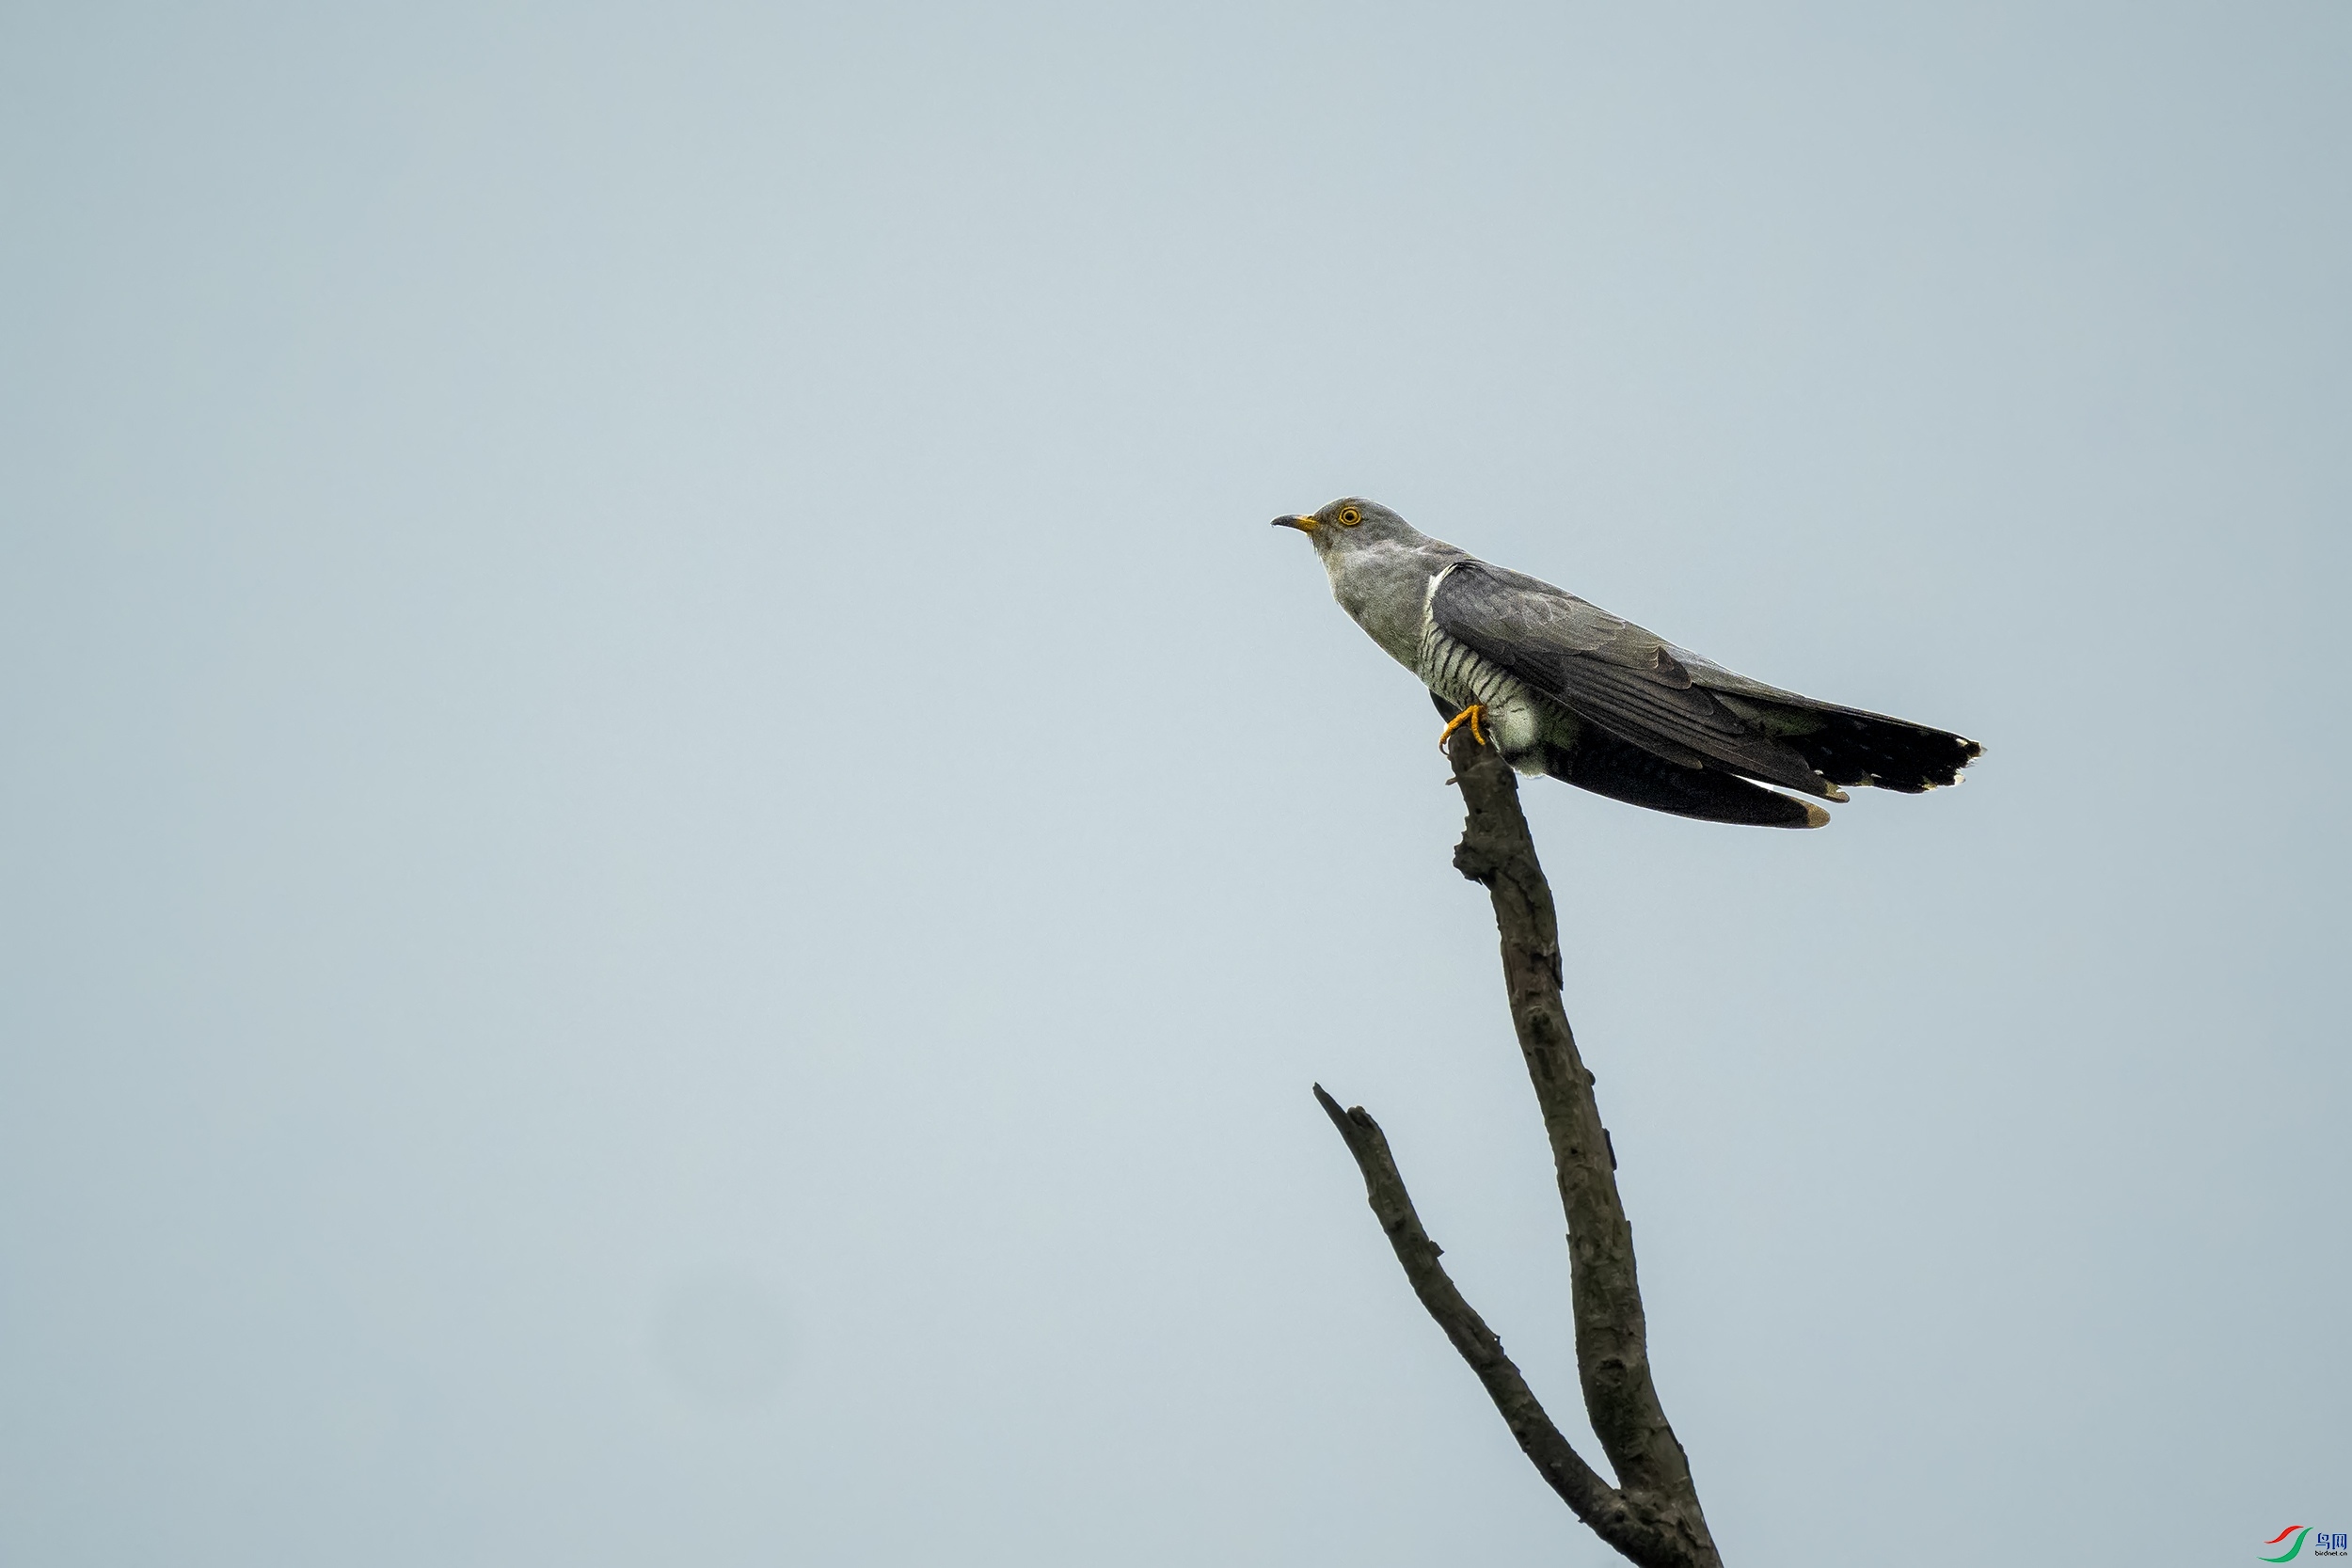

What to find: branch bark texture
left=1317, top=727, right=1722, bottom=1568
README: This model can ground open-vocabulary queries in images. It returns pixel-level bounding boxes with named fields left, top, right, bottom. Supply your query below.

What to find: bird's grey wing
left=1433, top=562, right=1836, bottom=799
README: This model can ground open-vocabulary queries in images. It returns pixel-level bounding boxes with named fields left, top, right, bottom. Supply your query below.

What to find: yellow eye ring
left=1339, top=507, right=1361, bottom=526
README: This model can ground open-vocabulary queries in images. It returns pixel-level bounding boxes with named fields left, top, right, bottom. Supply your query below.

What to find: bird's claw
left=1438, top=703, right=1488, bottom=752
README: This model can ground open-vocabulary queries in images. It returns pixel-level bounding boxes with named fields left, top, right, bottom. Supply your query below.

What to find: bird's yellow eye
left=1339, top=507, right=1361, bottom=526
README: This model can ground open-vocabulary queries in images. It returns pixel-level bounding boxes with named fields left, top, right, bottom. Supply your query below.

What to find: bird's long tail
left=1542, top=731, right=1829, bottom=829
left=1708, top=692, right=1981, bottom=793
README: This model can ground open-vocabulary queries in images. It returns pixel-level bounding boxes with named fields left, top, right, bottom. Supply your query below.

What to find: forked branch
left=1315, top=724, right=1722, bottom=1568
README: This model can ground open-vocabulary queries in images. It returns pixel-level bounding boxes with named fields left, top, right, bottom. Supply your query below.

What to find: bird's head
left=1270, top=497, right=1420, bottom=555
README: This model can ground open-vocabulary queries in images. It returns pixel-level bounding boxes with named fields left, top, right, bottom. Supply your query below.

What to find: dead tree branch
left=1316, top=724, right=1722, bottom=1568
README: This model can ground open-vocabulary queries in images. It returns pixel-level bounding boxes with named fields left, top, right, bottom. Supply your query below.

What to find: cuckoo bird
left=1273, top=498, right=1980, bottom=829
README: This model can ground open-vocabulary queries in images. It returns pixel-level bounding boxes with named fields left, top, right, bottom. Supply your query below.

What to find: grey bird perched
left=1273, top=498, right=1980, bottom=829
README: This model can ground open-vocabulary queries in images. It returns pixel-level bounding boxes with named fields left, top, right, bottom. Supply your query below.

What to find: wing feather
left=1432, top=562, right=1836, bottom=799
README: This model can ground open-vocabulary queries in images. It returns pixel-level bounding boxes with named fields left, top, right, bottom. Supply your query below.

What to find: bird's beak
left=1271, top=514, right=1319, bottom=532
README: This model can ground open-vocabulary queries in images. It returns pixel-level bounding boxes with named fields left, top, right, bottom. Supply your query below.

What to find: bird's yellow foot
left=1438, top=702, right=1488, bottom=752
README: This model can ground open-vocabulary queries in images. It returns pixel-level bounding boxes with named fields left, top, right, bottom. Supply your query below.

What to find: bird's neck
left=1327, top=541, right=1454, bottom=671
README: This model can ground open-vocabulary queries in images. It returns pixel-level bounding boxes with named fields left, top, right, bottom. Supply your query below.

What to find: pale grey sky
left=2, top=6, right=2345, bottom=1566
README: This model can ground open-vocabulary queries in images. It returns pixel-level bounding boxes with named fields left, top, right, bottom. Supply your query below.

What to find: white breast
left=1415, top=596, right=1547, bottom=766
